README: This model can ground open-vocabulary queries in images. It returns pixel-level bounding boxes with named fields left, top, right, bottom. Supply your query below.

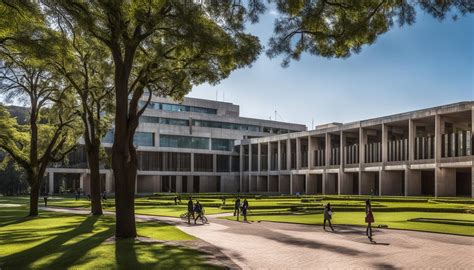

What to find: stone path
left=42, top=207, right=474, bottom=269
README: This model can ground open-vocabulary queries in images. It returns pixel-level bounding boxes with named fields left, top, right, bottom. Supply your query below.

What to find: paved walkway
left=42, top=207, right=474, bottom=269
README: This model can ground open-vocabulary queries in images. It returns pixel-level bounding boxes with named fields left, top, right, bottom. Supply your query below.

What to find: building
left=46, top=99, right=473, bottom=197
left=45, top=96, right=306, bottom=194
left=238, top=101, right=473, bottom=197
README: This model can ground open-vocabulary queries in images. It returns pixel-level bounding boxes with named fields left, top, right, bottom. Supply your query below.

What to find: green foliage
left=267, top=0, right=473, bottom=66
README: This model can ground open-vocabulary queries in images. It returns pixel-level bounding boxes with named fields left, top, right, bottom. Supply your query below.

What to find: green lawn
left=0, top=201, right=221, bottom=270
left=226, top=211, right=474, bottom=236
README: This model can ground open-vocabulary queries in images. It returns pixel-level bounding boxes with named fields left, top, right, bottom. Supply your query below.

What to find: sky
left=188, top=7, right=474, bottom=129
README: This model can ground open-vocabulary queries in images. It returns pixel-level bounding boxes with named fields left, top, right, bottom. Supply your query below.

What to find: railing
left=314, top=149, right=325, bottom=167
left=344, top=144, right=359, bottom=164
left=365, top=142, right=381, bottom=163
left=330, top=147, right=340, bottom=165
left=388, top=139, right=408, bottom=161
left=415, top=136, right=434, bottom=160
left=442, top=131, right=472, bottom=157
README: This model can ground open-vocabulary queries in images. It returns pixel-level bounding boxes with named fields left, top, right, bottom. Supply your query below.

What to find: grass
left=0, top=200, right=221, bottom=270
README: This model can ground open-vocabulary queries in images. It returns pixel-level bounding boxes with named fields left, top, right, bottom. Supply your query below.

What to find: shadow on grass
left=0, top=215, right=112, bottom=269
left=114, top=239, right=221, bottom=270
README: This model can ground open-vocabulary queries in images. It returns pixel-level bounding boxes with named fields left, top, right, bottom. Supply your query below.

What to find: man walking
left=187, top=197, right=194, bottom=224
left=234, top=197, right=241, bottom=221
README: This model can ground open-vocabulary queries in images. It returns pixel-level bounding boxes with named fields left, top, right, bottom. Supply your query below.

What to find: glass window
left=211, top=138, right=234, bottom=151
left=139, top=116, right=160, bottom=123
left=134, top=132, right=155, bottom=147
left=102, top=130, right=154, bottom=147
left=160, top=135, right=209, bottom=150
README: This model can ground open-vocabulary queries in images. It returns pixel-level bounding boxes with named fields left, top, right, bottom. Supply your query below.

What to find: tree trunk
left=112, top=60, right=137, bottom=238
left=29, top=177, right=40, bottom=216
left=87, top=145, right=103, bottom=215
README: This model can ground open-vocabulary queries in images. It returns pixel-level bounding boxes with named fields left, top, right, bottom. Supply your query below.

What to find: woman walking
left=323, top=203, right=335, bottom=232
left=365, top=199, right=375, bottom=241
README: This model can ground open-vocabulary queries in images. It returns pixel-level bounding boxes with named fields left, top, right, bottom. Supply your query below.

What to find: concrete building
left=239, top=101, right=473, bottom=197
left=46, top=99, right=473, bottom=197
left=45, top=96, right=306, bottom=195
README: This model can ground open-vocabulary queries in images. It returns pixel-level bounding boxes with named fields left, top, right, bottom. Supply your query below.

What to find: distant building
left=46, top=99, right=473, bottom=197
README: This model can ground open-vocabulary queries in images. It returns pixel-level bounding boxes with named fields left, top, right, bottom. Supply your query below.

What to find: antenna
left=274, top=110, right=277, bottom=121
left=311, top=118, right=314, bottom=129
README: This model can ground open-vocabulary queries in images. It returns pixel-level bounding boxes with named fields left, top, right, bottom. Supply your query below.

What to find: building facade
left=45, top=96, right=306, bottom=195
left=46, top=99, right=473, bottom=197
left=239, top=101, right=473, bottom=197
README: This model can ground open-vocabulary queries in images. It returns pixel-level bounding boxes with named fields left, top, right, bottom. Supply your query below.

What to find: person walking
left=234, top=197, right=241, bottom=220
left=193, top=201, right=203, bottom=224
left=242, top=198, right=249, bottom=222
left=323, top=203, right=335, bottom=232
left=187, top=197, right=194, bottom=224
left=365, top=199, right=375, bottom=241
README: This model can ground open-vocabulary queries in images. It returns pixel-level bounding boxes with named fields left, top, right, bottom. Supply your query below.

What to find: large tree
left=46, top=1, right=262, bottom=237
left=0, top=55, right=81, bottom=216
left=51, top=25, right=114, bottom=216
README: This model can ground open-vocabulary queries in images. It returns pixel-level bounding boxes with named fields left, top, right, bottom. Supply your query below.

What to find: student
left=365, top=199, right=375, bottom=241
left=193, top=201, right=203, bottom=224
left=174, top=196, right=178, bottom=205
left=221, top=196, right=226, bottom=206
left=323, top=203, right=335, bottom=232
left=102, top=191, right=107, bottom=201
left=242, top=198, right=249, bottom=222
left=43, top=195, right=48, bottom=207
left=187, top=197, right=194, bottom=224
left=234, top=197, right=241, bottom=220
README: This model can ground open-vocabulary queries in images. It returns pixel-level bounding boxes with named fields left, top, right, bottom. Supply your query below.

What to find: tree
left=51, top=25, right=114, bottom=216
left=0, top=55, right=81, bottom=216
left=267, top=0, right=473, bottom=66
left=46, top=1, right=262, bottom=237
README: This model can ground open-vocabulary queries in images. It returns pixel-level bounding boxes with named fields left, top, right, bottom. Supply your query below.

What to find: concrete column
left=408, top=120, right=415, bottom=161
left=176, top=176, right=183, bottom=193
left=286, top=138, right=291, bottom=170
left=257, top=143, right=261, bottom=172
left=191, top=153, right=195, bottom=172
left=308, top=136, right=314, bottom=169
left=378, top=170, right=383, bottom=196
left=322, top=172, right=327, bottom=195
left=290, top=174, right=293, bottom=194
left=48, top=172, right=54, bottom=195
left=277, top=140, right=281, bottom=171
left=435, top=114, right=444, bottom=162
left=239, top=145, right=243, bottom=192
left=249, top=143, right=253, bottom=172
left=105, top=172, right=113, bottom=193
left=213, top=154, right=217, bottom=173
left=267, top=142, right=271, bottom=172
left=79, top=174, right=84, bottom=190
left=382, top=123, right=388, bottom=163
left=296, top=138, right=301, bottom=169
left=325, top=133, right=331, bottom=166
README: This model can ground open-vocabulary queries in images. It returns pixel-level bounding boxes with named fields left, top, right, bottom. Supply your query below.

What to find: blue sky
left=189, top=8, right=473, bottom=129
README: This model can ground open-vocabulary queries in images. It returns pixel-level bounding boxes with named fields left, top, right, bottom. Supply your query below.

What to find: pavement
left=41, top=207, right=474, bottom=269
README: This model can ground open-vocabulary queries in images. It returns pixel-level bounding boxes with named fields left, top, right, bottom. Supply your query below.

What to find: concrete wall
left=137, top=175, right=161, bottom=193
left=436, top=167, right=456, bottom=197
left=307, top=174, right=318, bottom=195
left=269, top=175, right=279, bottom=192
left=279, top=175, right=291, bottom=194
left=381, top=170, right=404, bottom=196
left=324, top=173, right=338, bottom=194
left=340, top=172, right=354, bottom=195
left=292, top=174, right=305, bottom=194
left=405, top=169, right=421, bottom=196
left=360, top=172, right=377, bottom=195
left=221, top=175, right=239, bottom=193
left=257, top=176, right=268, bottom=192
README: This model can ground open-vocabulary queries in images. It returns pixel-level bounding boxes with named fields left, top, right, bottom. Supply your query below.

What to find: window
left=193, top=120, right=261, bottom=132
left=211, top=138, right=234, bottom=151
left=138, top=100, right=217, bottom=114
left=139, top=116, right=160, bottom=123
left=134, top=132, right=155, bottom=146
left=160, top=135, right=209, bottom=150
left=102, top=130, right=154, bottom=147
